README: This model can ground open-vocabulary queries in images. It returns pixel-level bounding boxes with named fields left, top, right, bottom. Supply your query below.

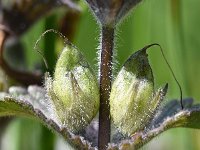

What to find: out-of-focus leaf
left=0, top=0, right=79, bottom=35
left=107, top=98, right=200, bottom=150
left=0, top=117, right=10, bottom=137
left=0, top=85, right=96, bottom=150
left=4, top=40, right=26, bottom=70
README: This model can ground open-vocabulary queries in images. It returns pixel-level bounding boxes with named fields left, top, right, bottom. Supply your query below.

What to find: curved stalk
left=0, top=29, right=42, bottom=86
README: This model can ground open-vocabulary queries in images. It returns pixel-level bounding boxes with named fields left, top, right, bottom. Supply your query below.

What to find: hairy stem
left=98, top=26, right=114, bottom=150
left=0, top=29, right=42, bottom=86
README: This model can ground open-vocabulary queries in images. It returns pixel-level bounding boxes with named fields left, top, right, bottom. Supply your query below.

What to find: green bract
left=110, top=47, right=168, bottom=135
left=46, top=44, right=99, bottom=132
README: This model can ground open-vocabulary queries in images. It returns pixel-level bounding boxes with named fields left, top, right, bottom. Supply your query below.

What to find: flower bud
left=110, top=48, right=168, bottom=135
left=46, top=44, right=99, bottom=132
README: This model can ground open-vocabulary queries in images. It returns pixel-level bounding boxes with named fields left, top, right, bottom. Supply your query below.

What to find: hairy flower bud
left=46, top=44, right=99, bottom=132
left=110, top=47, right=168, bottom=135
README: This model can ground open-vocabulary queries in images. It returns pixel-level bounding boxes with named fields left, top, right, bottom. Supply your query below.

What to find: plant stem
left=98, top=26, right=114, bottom=150
left=0, top=29, right=42, bottom=86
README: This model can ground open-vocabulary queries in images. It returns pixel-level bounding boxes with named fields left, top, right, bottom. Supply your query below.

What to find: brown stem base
left=98, top=26, right=114, bottom=150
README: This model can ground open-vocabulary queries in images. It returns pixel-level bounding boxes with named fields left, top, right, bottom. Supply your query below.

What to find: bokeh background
left=1, top=0, right=200, bottom=149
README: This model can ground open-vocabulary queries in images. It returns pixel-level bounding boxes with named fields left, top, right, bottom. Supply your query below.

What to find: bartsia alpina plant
left=0, top=1, right=200, bottom=150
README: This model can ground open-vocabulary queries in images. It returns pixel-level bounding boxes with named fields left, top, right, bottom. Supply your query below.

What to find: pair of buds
left=45, top=42, right=182, bottom=135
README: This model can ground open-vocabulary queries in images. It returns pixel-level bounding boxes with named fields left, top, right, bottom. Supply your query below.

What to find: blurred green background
left=1, top=0, right=200, bottom=149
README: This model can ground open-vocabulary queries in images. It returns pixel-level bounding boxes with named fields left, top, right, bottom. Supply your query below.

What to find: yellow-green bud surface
left=47, top=45, right=99, bottom=132
left=110, top=49, right=167, bottom=135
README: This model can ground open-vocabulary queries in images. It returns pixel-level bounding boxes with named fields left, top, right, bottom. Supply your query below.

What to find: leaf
left=0, top=0, right=80, bottom=35
left=1, top=86, right=200, bottom=150
left=107, top=98, right=200, bottom=150
left=0, top=85, right=97, bottom=150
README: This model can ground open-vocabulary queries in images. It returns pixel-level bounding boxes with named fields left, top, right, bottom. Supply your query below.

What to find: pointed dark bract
left=85, top=0, right=142, bottom=26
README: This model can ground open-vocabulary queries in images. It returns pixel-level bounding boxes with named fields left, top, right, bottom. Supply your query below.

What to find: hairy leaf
left=0, top=86, right=200, bottom=150
left=108, top=98, right=200, bottom=150
left=0, top=85, right=96, bottom=150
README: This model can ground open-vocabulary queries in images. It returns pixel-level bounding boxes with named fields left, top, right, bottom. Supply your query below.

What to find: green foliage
left=0, top=86, right=96, bottom=149
left=0, top=86, right=200, bottom=150
left=1, top=0, right=200, bottom=149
